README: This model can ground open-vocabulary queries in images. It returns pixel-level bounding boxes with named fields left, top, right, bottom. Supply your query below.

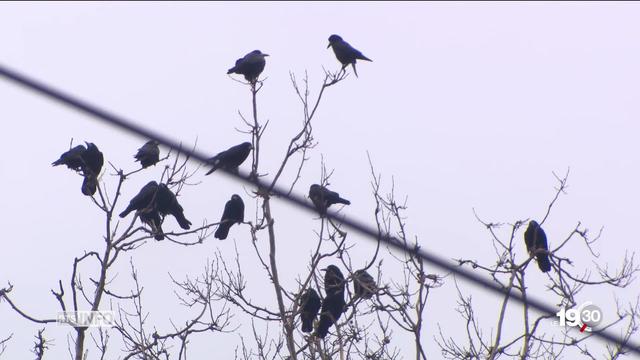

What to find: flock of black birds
left=50, top=34, right=552, bottom=339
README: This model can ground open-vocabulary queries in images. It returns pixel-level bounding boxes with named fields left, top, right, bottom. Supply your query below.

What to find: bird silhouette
left=215, top=194, right=245, bottom=240
left=119, top=181, right=159, bottom=218
left=299, top=289, right=321, bottom=333
left=205, top=142, right=252, bottom=175
left=53, top=142, right=103, bottom=196
left=309, top=184, right=351, bottom=214
left=524, top=220, right=551, bottom=273
left=324, top=265, right=345, bottom=297
left=79, top=143, right=104, bottom=196
left=353, top=269, right=376, bottom=299
left=134, top=140, right=160, bottom=168
left=327, top=34, right=372, bottom=77
left=227, top=50, right=269, bottom=83
left=119, top=181, right=191, bottom=238
left=81, top=143, right=103, bottom=177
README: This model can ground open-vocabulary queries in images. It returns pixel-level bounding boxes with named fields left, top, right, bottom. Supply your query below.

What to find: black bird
left=155, top=183, right=192, bottom=230
left=353, top=270, right=376, bottom=299
left=299, top=289, right=321, bottom=333
left=205, top=142, right=252, bottom=175
left=53, top=142, right=103, bottom=196
left=52, top=144, right=86, bottom=170
left=316, top=293, right=345, bottom=338
left=134, top=140, right=160, bottom=168
left=119, top=181, right=159, bottom=218
left=120, top=182, right=190, bottom=235
left=227, top=50, right=269, bottom=83
left=215, top=194, right=245, bottom=240
left=81, top=142, right=104, bottom=178
left=524, top=220, right=551, bottom=273
left=323, top=265, right=345, bottom=297
left=309, top=184, right=351, bottom=214
left=79, top=143, right=104, bottom=196
left=327, top=34, right=372, bottom=77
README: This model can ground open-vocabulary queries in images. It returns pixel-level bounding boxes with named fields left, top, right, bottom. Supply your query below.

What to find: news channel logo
left=57, top=311, right=115, bottom=328
left=554, top=301, right=602, bottom=332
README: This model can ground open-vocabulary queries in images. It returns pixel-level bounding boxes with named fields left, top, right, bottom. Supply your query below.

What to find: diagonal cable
left=0, top=63, right=637, bottom=355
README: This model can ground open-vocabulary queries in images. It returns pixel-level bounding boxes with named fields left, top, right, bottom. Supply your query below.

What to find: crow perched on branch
left=353, top=269, right=376, bottom=299
left=327, top=34, right=372, bottom=77
left=323, top=265, right=345, bottom=297
left=316, top=265, right=346, bottom=338
left=205, top=142, right=252, bottom=175
left=119, top=181, right=164, bottom=239
left=309, top=184, right=351, bottom=214
left=299, top=289, right=321, bottom=333
left=134, top=140, right=160, bottom=168
left=215, top=194, right=245, bottom=240
left=119, top=181, right=191, bottom=238
left=119, top=181, right=159, bottom=218
left=79, top=142, right=104, bottom=196
left=524, top=220, right=551, bottom=273
left=52, top=142, right=104, bottom=196
left=227, top=50, right=269, bottom=83
left=81, top=143, right=103, bottom=177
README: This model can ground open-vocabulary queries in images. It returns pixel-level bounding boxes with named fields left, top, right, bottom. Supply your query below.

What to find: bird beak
left=327, top=43, right=331, bottom=49
left=263, top=54, right=270, bottom=57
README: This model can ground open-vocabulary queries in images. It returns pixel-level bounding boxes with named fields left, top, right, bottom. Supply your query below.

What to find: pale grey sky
left=1, top=2, right=639, bottom=359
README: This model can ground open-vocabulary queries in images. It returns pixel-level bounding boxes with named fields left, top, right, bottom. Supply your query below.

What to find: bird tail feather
left=119, top=207, right=134, bottom=218
left=301, top=320, right=313, bottom=333
left=175, top=213, right=192, bottom=230
left=81, top=175, right=98, bottom=196
left=537, top=255, right=551, bottom=273
left=215, top=222, right=231, bottom=240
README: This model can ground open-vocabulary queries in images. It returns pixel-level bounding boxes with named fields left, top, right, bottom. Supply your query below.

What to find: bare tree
left=436, top=171, right=639, bottom=359
left=2, top=65, right=638, bottom=360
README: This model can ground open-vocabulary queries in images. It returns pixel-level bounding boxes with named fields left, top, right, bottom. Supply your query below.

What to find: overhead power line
left=0, top=63, right=637, bottom=355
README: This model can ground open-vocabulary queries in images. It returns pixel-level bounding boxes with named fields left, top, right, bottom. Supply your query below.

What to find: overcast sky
left=1, top=2, right=639, bottom=359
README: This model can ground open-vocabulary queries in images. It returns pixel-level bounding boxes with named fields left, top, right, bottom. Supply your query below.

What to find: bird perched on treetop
left=119, top=181, right=165, bottom=240
left=309, top=184, right=351, bottom=214
left=81, top=143, right=104, bottom=177
left=327, top=34, right=372, bottom=77
left=119, top=181, right=191, bottom=238
left=52, top=142, right=104, bottom=196
left=215, top=194, right=245, bottom=240
left=353, top=269, right=376, bottom=299
left=227, top=50, right=269, bottom=83
left=299, top=289, right=321, bottom=333
left=205, top=142, right=252, bottom=175
left=134, top=140, right=160, bottom=168
left=524, top=220, right=551, bottom=273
